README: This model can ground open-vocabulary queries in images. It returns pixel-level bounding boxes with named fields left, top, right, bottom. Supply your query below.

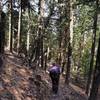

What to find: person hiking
left=49, top=62, right=61, bottom=94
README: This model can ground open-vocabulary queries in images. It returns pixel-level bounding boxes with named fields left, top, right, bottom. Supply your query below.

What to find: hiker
left=49, top=62, right=61, bottom=94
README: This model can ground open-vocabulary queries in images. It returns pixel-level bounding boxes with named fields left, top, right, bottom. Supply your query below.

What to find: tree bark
left=58, top=0, right=63, bottom=66
left=88, top=36, right=100, bottom=100
left=26, top=8, right=31, bottom=58
left=0, top=1, right=6, bottom=54
left=37, top=0, right=44, bottom=68
left=8, top=0, right=13, bottom=52
left=86, top=0, right=98, bottom=95
left=17, top=0, right=22, bottom=54
left=65, top=0, right=73, bottom=84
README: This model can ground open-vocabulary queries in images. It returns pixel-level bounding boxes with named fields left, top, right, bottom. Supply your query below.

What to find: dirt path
left=44, top=73, right=88, bottom=100
left=0, top=53, right=88, bottom=100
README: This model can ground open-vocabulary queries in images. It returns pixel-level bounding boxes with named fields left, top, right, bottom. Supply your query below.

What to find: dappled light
left=0, top=0, right=100, bottom=100
left=0, top=54, right=89, bottom=100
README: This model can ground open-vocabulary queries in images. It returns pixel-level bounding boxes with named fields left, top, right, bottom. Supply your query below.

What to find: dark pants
left=50, top=72, right=60, bottom=94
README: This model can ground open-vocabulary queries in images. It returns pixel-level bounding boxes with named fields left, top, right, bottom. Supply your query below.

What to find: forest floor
left=0, top=52, right=90, bottom=100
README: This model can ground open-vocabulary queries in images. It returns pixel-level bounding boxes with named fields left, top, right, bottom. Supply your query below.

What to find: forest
left=0, top=0, right=100, bottom=100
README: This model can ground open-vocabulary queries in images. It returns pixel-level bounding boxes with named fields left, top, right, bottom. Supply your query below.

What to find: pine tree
left=88, top=36, right=100, bottom=100
left=17, top=0, right=22, bottom=54
left=65, top=0, right=73, bottom=84
left=8, top=0, right=13, bottom=52
left=86, top=0, right=99, bottom=95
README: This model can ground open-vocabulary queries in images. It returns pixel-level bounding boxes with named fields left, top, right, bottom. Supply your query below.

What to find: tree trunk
left=17, top=0, right=22, bottom=54
left=86, top=0, right=98, bottom=95
left=88, top=36, right=100, bottom=100
left=0, top=1, right=6, bottom=54
left=8, top=0, right=13, bottom=52
left=58, top=0, right=63, bottom=66
left=26, top=8, right=31, bottom=57
left=65, top=0, right=73, bottom=84
left=27, top=30, right=30, bottom=54
left=65, top=41, right=72, bottom=84
left=44, top=48, right=47, bottom=71
left=37, top=0, right=44, bottom=68
left=0, top=12, right=6, bottom=53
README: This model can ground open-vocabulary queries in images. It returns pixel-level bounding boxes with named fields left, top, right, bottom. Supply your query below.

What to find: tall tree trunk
left=88, top=36, right=100, bottom=100
left=65, top=0, right=73, bottom=84
left=0, top=12, right=6, bottom=54
left=27, top=30, right=30, bottom=54
left=65, top=42, right=72, bottom=84
left=8, top=0, right=13, bottom=52
left=38, top=0, right=44, bottom=68
left=17, top=0, right=22, bottom=54
left=58, top=0, right=63, bottom=66
left=86, top=0, right=98, bottom=95
left=0, top=1, right=5, bottom=54
left=44, top=48, right=47, bottom=71
left=27, top=8, right=30, bottom=56
left=41, top=0, right=44, bottom=69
